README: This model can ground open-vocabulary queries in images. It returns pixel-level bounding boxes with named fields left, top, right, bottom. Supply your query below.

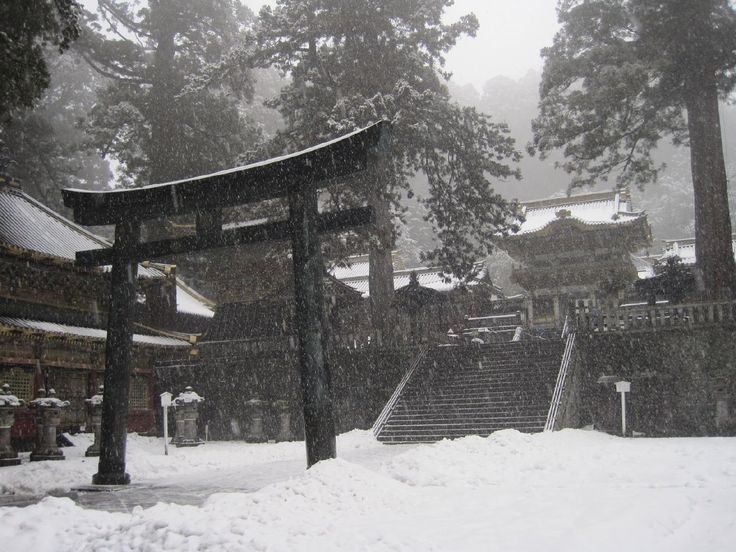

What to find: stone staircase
left=376, top=340, right=566, bottom=444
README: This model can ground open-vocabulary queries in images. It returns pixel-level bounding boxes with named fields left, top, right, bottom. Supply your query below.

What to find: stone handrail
left=545, top=331, right=576, bottom=431
left=372, top=344, right=430, bottom=437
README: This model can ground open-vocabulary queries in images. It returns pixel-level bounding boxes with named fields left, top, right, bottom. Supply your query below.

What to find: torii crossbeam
left=62, top=121, right=391, bottom=485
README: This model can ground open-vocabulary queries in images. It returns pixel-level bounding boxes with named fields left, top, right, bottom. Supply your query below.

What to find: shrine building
left=499, top=190, right=651, bottom=328
left=0, top=175, right=209, bottom=438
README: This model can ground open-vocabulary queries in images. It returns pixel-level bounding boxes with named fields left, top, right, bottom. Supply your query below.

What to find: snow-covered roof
left=0, top=183, right=159, bottom=278
left=329, top=252, right=405, bottom=281
left=631, top=254, right=656, bottom=280
left=330, top=257, right=370, bottom=281
left=176, top=281, right=215, bottom=319
left=638, top=236, right=736, bottom=272
left=0, top=182, right=215, bottom=317
left=0, top=317, right=190, bottom=348
left=336, top=264, right=487, bottom=298
left=659, top=238, right=698, bottom=265
left=512, top=190, right=645, bottom=236
left=659, top=237, right=736, bottom=266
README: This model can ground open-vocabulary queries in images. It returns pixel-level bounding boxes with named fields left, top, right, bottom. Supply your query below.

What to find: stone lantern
left=0, top=383, right=24, bottom=467
left=273, top=399, right=293, bottom=442
left=244, top=398, right=265, bottom=442
left=172, top=386, right=205, bottom=447
left=29, top=388, right=69, bottom=462
left=84, top=385, right=104, bottom=457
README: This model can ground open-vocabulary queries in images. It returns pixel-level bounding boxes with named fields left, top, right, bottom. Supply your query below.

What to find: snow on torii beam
left=62, top=121, right=390, bottom=226
left=62, top=121, right=392, bottom=485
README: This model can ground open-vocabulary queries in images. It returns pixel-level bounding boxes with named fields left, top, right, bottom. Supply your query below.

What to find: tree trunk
left=685, top=72, right=735, bottom=298
left=144, top=1, right=180, bottom=242
left=367, top=184, right=395, bottom=345
left=148, top=1, right=178, bottom=185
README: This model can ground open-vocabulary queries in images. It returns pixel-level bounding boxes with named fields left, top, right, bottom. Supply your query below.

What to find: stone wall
left=155, top=346, right=419, bottom=441
left=572, top=327, right=736, bottom=436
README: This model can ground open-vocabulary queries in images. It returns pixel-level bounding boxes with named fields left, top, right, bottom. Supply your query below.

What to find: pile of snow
left=2, top=429, right=736, bottom=551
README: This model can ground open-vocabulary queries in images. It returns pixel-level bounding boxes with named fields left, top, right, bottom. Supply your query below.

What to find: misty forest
left=1, top=1, right=736, bottom=551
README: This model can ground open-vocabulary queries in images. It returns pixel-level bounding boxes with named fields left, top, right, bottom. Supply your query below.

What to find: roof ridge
left=523, top=189, right=618, bottom=209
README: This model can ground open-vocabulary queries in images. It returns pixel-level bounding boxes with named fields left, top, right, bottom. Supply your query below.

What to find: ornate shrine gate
left=62, top=122, right=391, bottom=485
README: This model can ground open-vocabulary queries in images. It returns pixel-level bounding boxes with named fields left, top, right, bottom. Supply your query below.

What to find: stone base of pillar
left=30, top=449, right=65, bottom=462
left=0, top=456, right=21, bottom=467
left=93, top=471, right=131, bottom=485
left=172, top=437, right=205, bottom=447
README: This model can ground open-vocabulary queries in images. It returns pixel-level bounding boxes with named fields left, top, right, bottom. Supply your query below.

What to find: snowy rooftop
left=330, top=257, right=371, bottom=281
left=512, top=190, right=645, bottom=236
left=0, top=183, right=215, bottom=318
left=0, top=317, right=190, bottom=348
left=329, top=252, right=405, bottom=281
left=634, top=236, right=736, bottom=278
left=631, top=254, right=656, bottom=280
left=175, top=281, right=215, bottom=319
left=335, top=263, right=486, bottom=298
left=660, top=236, right=736, bottom=266
left=0, top=184, right=158, bottom=278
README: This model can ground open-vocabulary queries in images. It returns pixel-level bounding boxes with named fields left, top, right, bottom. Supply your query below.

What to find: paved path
left=0, top=443, right=412, bottom=513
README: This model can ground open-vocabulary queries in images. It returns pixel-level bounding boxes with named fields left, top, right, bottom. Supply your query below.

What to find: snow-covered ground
left=1, top=429, right=735, bottom=551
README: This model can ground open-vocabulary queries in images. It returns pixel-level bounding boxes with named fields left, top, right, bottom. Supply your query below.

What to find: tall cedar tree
left=532, top=0, right=736, bottom=297
left=2, top=52, right=110, bottom=213
left=79, top=0, right=259, bottom=187
left=255, top=0, right=521, bottom=334
left=0, top=0, right=80, bottom=166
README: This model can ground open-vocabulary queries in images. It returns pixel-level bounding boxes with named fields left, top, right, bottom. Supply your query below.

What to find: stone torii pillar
left=289, top=176, right=335, bottom=463
left=95, top=220, right=139, bottom=484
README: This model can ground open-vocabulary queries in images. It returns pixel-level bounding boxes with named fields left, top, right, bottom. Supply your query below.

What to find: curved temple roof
left=511, top=190, right=645, bottom=236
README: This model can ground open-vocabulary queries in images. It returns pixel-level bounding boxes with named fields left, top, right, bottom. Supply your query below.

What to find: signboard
left=160, top=391, right=172, bottom=408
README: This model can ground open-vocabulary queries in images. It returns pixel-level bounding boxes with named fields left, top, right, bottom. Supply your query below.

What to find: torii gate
left=62, top=121, right=391, bottom=485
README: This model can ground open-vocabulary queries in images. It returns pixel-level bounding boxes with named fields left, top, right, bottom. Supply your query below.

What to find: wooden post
left=288, top=177, right=336, bottom=467
left=93, top=219, right=140, bottom=485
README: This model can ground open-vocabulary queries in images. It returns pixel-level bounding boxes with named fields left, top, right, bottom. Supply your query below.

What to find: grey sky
left=242, top=0, right=560, bottom=89
left=444, top=1, right=560, bottom=88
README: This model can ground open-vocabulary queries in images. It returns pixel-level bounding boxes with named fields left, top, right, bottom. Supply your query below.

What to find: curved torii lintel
left=62, top=121, right=392, bottom=226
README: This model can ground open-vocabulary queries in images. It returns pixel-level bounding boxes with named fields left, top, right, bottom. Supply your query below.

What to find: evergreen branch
left=77, top=50, right=148, bottom=84
left=97, top=0, right=152, bottom=40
